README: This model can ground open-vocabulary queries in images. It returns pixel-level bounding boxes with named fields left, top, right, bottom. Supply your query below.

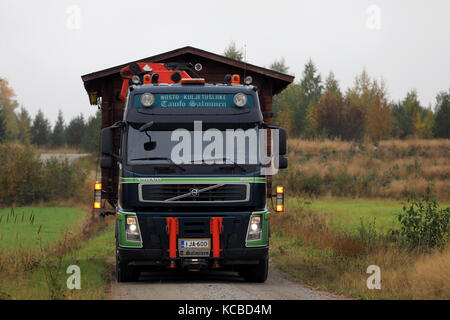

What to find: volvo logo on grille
left=190, top=188, right=200, bottom=197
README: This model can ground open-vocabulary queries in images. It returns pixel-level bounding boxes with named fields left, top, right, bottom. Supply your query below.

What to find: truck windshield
left=127, top=126, right=261, bottom=168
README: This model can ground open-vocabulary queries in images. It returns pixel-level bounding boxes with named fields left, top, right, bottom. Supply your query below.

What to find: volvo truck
left=95, top=62, right=287, bottom=282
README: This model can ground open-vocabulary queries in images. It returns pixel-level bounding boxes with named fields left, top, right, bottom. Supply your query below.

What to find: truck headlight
left=140, top=93, right=154, bottom=107
left=126, top=216, right=141, bottom=242
left=246, top=215, right=262, bottom=241
left=233, top=93, right=247, bottom=107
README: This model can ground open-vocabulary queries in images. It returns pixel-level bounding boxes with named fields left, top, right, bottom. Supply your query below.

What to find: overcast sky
left=1, top=0, right=449, bottom=124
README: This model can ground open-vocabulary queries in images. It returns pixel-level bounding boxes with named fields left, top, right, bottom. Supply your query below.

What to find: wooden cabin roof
left=81, top=46, right=294, bottom=96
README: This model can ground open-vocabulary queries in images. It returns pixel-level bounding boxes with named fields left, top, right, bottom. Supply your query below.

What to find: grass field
left=0, top=207, right=86, bottom=251
left=296, top=199, right=450, bottom=234
left=287, top=198, right=401, bottom=234
left=274, top=138, right=450, bottom=200
left=270, top=198, right=450, bottom=299
left=0, top=206, right=115, bottom=300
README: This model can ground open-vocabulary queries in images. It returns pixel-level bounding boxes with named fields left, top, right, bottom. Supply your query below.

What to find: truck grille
left=139, top=183, right=249, bottom=202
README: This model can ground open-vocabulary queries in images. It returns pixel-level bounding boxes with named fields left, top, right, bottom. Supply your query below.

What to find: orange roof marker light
left=180, top=78, right=205, bottom=85
left=231, top=74, right=240, bottom=85
left=143, top=74, right=152, bottom=84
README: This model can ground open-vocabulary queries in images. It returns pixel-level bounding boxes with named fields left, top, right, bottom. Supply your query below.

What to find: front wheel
left=238, top=257, right=269, bottom=283
left=116, top=252, right=140, bottom=282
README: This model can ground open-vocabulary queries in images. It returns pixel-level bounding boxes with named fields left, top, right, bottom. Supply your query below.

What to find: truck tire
left=116, top=253, right=140, bottom=282
left=238, top=257, right=269, bottom=283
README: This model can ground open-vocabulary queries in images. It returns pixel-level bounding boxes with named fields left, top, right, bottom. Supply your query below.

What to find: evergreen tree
left=433, top=89, right=450, bottom=138
left=307, top=72, right=341, bottom=138
left=81, top=110, right=101, bottom=152
left=269, top=58, right=289, bottom=74
left=324, top=71, right=340, bottom=94
left=297, top=59, right=322, bottom=134
left=392, top=90, right=423, bottom=138
left=65, top=114, right=86, bottom=148
left=30, top=109, right=51, bottom=146
left=51, top=110, right=66, bottom=148
left=17, top=107, right=32, bottom=144
left=273, top=84, right=302, bottom=137
left=223, top=41, right=244, bottom=61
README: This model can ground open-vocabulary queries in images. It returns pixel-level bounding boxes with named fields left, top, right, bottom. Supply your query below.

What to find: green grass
left=0, top=217, right=115, bottom=300
left=0, top=207, right=86, bottom=252
left=294, top=198, right=450, bottom=235
left=271, top=197, right=450, bottom=299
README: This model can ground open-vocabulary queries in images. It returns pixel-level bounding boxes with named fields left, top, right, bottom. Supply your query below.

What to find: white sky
left=1, top=0, right=449, bottom=124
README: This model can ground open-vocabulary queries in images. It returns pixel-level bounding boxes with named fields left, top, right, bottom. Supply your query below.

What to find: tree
left=365, top=93, right=395, bottom=141
left=316, top=90, right=344, bottom=139
left=312, top=72, right=344, bottom=138
left=392, top=90, right=423, bottom=138
left=81, top=110, right=101, bottom=152
left=345, top=70, right=395, bottom=140
left=324, top=71, right=340, bottom=94
left=51, top=110, right=66, bottom=148
left=30, top=109, right=51, bottom=146
left=297, top=59, right=322, bottom=135
left=16, top=107, right=32, bottom=144
left=341, top=100, right=365, bottom=141
left=0, top=77, right=20, bottom=140
left=433, top=89, right=450, bottom=138
left=0, top=108, right=6, bottom=144
left=269, top=58, right=289, bottom=74
left=65, top=114, right=85, bottom=148
left=273, top=84, right=302, bottom=137
left=414, top=107, right=434, bottom=139
left=223, top=41, right=244, bottom=61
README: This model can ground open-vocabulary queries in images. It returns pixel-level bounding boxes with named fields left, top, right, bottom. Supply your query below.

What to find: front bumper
left=118, top=246, right=268, bottom=267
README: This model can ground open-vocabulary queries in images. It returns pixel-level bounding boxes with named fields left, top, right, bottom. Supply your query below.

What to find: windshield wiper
left=129, top=157, right=186, bottom=172
left=191, top=157, right=247, bottom=172
left=139, top=121, right=154, bottom=132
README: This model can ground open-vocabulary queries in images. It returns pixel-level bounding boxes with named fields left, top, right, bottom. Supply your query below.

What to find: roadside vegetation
left=270, top=192, right=450, bottom=299
left=0, top=139, right=113, bottom=299
left=0, top=211, right=115, bottom=299
left=274, top=138, right=450, bottom=200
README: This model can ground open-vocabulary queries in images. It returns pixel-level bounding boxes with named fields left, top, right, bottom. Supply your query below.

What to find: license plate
left=179, top=238, right=210, bottom=257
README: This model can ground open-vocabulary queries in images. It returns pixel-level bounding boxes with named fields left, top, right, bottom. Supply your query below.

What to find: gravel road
left=112, top=265, right=337, bottom=300
left=40, top=153, right=89, bottom=164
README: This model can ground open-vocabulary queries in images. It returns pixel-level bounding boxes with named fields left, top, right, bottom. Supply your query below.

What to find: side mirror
left=101, top=127, right=114, bottom=156
left=100, top=156, right=113, bottom=169
left=278, top=156, right=288, bottom=169
left=278, top=128, right=287, bottom=156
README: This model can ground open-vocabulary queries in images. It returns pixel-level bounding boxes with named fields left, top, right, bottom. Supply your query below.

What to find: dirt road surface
left=112, top=265, right=337, bottom=300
